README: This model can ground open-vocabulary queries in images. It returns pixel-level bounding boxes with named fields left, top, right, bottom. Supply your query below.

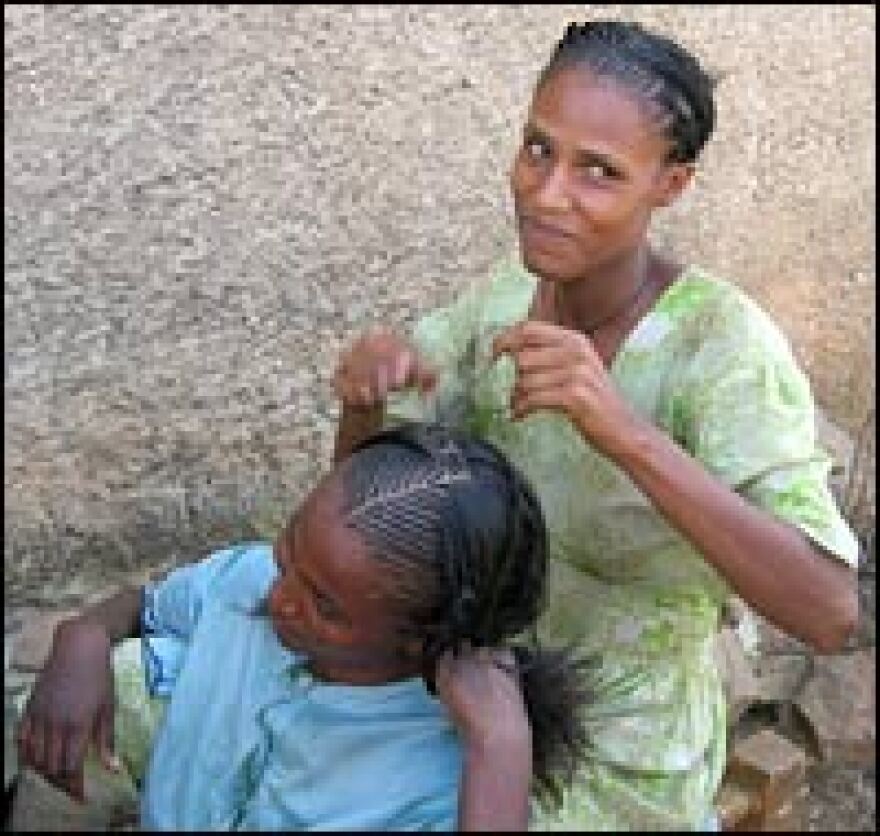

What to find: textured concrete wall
left=4, top=5, right=875, bottom=596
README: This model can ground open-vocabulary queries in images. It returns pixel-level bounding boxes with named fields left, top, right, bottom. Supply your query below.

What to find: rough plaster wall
left=4, top=5, right=875, bottom=596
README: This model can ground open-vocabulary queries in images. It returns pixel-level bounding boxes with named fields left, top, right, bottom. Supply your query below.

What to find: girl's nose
left=268, top=580, right=302, bottom=623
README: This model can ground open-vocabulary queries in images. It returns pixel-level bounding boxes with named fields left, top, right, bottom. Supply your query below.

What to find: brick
left=726, top=729, right=809, bottom=816
left=715, top=777, right=757, bottom=830
left=714, top=626, right=761, bottom=726
left=9, top=609, right=80, bottom=672
left=794, top=649, right=876, bottom=767
left=9, top=762, right=139, bottom=831
left=754, top=653, right=811, bottom=704
left=755, top=616, right=808, bottom=656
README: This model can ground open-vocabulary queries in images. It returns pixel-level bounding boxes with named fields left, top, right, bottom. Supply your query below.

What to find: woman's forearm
left=333, top=403, right=384, bottom=464
left=604, top=414, right=857, bottom=652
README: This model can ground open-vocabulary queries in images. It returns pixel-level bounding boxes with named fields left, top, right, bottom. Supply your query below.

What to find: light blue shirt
left=139, top=543, right=462, bottom=831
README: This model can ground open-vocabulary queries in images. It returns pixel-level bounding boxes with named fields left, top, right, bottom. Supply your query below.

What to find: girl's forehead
left=299, top=477, right=380, bottom=579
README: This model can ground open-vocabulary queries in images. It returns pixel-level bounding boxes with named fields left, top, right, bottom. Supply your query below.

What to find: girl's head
left=510, top=20, right=717, bottom=282
left=269, top=422, right=546, bottom=680
left=269, top=422, right=589, bottom=804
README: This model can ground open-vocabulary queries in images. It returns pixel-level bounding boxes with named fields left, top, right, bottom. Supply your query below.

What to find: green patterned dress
left=385, top=259, right=860, bottom=831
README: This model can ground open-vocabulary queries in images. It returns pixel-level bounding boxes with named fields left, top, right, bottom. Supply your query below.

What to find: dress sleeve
left=383, top=277, right=486, bottom=428
left=677, top=296, right=860, bottom=568
left=141, top=546, right=256, bottom=696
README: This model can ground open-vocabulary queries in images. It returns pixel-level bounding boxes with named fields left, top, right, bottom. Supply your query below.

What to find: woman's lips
left=519, top=215, right=577, bottom=247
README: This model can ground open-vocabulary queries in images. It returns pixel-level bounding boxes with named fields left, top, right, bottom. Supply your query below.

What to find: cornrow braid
left=340, top=422, right=591, bottom=808
left=540, top=20, right=718, bottom=163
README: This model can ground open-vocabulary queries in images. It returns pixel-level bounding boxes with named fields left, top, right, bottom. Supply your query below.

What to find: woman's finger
left=390, top=350, right=411, bottom=390
left=511, top=388, right=571, bottom=421
left=63, top=727, right=89, bottom=802
left=29, top=718, right=47, bottom=773
left=373, top=363, right=390, bottom=401
left=16, top=713, right=33, bottom=768
left=510, top=346, right=573, bottom=374
left=493, top=320, right=574, bottom=358
left=513, top=366, right=574, bottom=395
left=412, top=358, right=437, bottom=393
left=46, top=723, right=64, bottom=780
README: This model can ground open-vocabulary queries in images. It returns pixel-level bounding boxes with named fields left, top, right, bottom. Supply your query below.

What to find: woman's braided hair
left=341, top=422, right=591, bottom=808
left=540, top=20, right=718, bottom=163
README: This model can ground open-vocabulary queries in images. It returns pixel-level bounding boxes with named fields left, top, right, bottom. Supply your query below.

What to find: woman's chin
left=520, top=246, right=581, bottom=283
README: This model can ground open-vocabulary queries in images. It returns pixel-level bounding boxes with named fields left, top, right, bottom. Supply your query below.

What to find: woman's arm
left=334, top=403, right=384, bottom=464
left=332, top=330, right=437, bottom=464
left=494, top=320, right=858, bottom=653
left=605, top=414, right=857, bottom=651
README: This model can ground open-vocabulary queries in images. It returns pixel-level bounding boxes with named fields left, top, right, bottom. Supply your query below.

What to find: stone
left=5, top=691, right=21, bottom=792
left=714, top=625, right=761, bottom=725
left=755, top=615, right=808, bottom=656
left=715, top=778, right=757, bottom=831
left=754, top=653, right=812, bottom=704
left=9, top=609, right=80, bottom=672
left=8, top=762, right=139, bottom=832
left=759, top=794, right=808, bottom=831
left=794, top=649, right=876, bottom=768
left=725, top=729, right=809, bottom=820
left=816, top=407, right=855, bottom=483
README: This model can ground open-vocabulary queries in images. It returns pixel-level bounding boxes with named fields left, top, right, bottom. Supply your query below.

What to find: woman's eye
left=525, top=140, right=550, bottom=161
left=581, top=162, right=614, bottom=180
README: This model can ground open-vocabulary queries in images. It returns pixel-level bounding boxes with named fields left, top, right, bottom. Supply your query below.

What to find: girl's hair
left=540, top=20, right=717, bottom=164
left=341, top=422, right=591, bottom=808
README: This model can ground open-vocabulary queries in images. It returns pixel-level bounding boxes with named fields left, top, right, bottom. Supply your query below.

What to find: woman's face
left=268, top=476, right=413, bottom=681
left=509, top=66, right=693, bottom=282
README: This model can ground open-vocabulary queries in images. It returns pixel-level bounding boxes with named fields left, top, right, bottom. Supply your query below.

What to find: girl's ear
left=400, top=637, right=425, bottom=659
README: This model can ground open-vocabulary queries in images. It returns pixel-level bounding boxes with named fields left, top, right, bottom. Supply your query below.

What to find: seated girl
left=16, top=423, right=589, bottom=830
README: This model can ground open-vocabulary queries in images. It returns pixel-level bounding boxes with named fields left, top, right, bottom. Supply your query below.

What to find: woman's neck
left=553, top=246, right=654, bottom=335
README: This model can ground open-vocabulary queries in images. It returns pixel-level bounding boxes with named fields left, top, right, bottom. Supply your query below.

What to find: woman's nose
left=535, top=163, right=573, bottom=212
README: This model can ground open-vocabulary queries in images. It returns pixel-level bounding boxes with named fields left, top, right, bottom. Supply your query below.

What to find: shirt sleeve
left=678, top=295, right=860, bottom=567
left=141, top=545, right=259, bottom=696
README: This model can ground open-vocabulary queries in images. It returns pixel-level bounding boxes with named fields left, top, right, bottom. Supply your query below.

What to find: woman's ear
left=653, top=161, right=695, bottom=208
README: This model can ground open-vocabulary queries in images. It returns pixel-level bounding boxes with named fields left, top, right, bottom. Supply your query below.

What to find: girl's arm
left=67, top=585, right=144, bottom=643
left=435, top=648, right=532, bottom=831
left=17, top=586, right=144, bottom=801
left=457, top=730, right=532, bottom=831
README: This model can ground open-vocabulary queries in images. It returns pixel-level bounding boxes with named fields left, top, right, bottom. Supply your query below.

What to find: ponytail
left=511, top=643, right=594, bottom=809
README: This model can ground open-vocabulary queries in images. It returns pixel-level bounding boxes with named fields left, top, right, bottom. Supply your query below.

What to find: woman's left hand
left=492, top=321, right=636, bottom=451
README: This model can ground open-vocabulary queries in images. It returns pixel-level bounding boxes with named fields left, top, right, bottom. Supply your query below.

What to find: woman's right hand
left=334, top=328, right=436, bottom=409
left=16, top=617, right=120, bottom=802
